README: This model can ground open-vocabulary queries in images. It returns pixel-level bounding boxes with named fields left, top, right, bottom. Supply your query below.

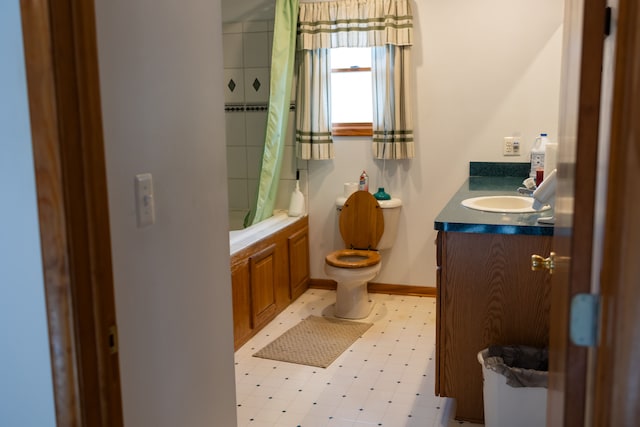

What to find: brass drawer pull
left=531, top=252, right=556, bottom=274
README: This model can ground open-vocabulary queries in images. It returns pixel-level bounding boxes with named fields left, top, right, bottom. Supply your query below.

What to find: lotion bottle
left=288, top=170, right=305, bottom=217
left=530, top=133, right=549, bottom=178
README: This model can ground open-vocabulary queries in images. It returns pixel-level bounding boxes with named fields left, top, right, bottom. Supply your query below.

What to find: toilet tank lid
left=336, top=196, right=402, bottom=208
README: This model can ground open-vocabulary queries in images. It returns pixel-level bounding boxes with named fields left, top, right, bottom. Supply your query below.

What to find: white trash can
left=478, top=347, right=548, bottom=427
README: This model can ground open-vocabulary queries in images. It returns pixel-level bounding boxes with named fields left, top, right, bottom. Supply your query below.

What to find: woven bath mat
left=253, top=315, right=373, bottom=368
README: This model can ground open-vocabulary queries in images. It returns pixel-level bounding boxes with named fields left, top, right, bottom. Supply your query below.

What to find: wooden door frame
left=594, top=0, right=640, bottom=424
left=548, top=0, right=607, bottom=425
left=20, top=1, right=123, bottom=426
left=551, top=0, right=640, bottom=425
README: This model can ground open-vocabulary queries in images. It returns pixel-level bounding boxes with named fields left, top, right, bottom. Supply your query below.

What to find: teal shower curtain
left=246, top=0, right=299, bottom=226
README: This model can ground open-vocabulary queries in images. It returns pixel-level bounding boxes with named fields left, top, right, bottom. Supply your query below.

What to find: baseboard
left=309, top=278, right=437, bottom=298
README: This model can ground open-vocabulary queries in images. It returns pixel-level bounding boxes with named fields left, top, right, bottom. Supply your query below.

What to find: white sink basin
left=461, top=196, right=550, bottom=213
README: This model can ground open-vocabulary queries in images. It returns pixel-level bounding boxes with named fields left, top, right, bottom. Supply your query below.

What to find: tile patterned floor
left=234, top=289, right=484, bottom=427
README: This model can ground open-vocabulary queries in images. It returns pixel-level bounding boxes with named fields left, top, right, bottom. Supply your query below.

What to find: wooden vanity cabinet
left=435, top=230, right=552, bottom=423
left=231, top=217, right=310, bottom=350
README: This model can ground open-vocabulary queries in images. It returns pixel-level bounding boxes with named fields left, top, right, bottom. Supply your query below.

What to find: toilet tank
left=335, top=196, right=402, bottom=251
left=376, top=198, right=402, bottom=250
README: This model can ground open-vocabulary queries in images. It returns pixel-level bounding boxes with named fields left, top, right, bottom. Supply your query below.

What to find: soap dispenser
left=288, top=170, right=305, bottom=217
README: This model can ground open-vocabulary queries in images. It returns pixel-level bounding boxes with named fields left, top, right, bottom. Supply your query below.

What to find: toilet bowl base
left=334, top=299, right=375, bottom=320
left=324, top=262, right=380, bottom=320
left=334, top=283, right=375, bottom=319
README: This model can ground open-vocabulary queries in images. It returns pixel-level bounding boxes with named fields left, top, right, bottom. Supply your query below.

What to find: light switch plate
left=135, top=173, right=155, bottom=227
left=503, top=137, right=521, bottom=156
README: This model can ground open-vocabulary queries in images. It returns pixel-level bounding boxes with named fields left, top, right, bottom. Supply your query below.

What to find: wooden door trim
left=20, top=1, right=123, bottom=426
left=564, top=2, right=607, bottom=425
left=594, top=0, right=640, bottom=424
left=548, top=0, right=607, bottom=425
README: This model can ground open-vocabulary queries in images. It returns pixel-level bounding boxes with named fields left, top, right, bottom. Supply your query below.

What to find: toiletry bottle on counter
left=530, top=133, right=549, bottom=178
left=288, top=170, right=305, bottom=217
left=358, top=170, right=369, bottom=192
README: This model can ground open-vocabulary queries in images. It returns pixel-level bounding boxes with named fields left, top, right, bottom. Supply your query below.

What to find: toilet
left=325, top=191, right=402, bottom=319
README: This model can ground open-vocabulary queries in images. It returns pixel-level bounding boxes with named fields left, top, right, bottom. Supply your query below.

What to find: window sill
left=332, top=123, right=373, bottom=137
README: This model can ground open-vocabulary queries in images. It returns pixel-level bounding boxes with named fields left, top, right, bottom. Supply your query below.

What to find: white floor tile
left=234, top=289, right=483, bottom=427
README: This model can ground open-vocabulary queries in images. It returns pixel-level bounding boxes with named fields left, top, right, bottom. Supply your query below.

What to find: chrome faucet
left=517, top=187, right=535, bottom=196
left=517, top=176, right=537, bottom=196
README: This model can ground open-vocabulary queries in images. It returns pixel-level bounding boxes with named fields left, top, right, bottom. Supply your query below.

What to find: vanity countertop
left=434, top=175, right=554, bottom=236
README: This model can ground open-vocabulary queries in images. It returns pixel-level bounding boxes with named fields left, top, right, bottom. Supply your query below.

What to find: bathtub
left=229, top=209, right=303, bottom=255
left=229, top=211, right=310, bottom=348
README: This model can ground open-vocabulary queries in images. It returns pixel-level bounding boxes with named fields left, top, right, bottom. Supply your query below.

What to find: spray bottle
left=358, top=170, right=369, bottom=192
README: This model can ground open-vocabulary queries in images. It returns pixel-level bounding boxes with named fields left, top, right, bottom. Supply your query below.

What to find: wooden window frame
left=332, top=122, right=373, bottom=137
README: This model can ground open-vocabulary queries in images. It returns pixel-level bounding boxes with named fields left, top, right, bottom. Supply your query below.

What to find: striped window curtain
left=296, top=0, right=414, bottom=160
left=296, top=48, right=334, bottom=160
left=371, top=44, right=414, bottom=159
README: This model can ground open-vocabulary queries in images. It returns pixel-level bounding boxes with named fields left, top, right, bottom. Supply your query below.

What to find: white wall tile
left=244, top=67, right=270, bottom=104
left=281, top=146, right=296, bottom=180
left=267, top=31, right=274, bottom=67
left=247, top=179, right=259, bottom=210
left=226, top=146, right=248, bottom=179
left=285, top=110, right=295, bottom=146
left=247, top=146, right=263, bottom=179
left=228, top=179, right=249, bottom=210
left=243, top=32, right=270, bottom=68
left=223, top=68, right=245, bottom=104
left=224, top=110, right=246, bottom=146
left=275, top=179, right=295, bottom=211
left=245, top=110, right=268, bottom=146
left=223, top=33, right=243, bottom=68
left=228, top=210, right=249, bottom=231
left=224, top=17, right=304, bottom=223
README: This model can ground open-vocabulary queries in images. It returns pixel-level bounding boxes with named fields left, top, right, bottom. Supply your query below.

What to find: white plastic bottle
left=288, top=170, right=305, bottom=217
left=358, top=170, right=369, bottom=192
left=530, top=133, right=549, bottom=179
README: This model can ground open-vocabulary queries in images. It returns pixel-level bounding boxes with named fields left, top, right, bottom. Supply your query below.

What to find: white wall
left=308, top=0, right=565, bottom=286
left=0, top=3, right=56, bottom=426
left=94, top=1, right=237, bottom=426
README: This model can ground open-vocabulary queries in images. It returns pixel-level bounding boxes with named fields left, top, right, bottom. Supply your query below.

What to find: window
left=330, top=48, right=373, bottom=136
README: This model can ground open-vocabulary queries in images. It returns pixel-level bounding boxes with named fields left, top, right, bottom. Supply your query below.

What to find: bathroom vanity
left=231, top=216, right=310, bottom=350
left=434, top=167, right=553, bottom=423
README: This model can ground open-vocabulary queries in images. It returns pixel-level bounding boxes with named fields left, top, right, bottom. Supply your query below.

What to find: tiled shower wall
left=223, top=21, right=307, bottom=230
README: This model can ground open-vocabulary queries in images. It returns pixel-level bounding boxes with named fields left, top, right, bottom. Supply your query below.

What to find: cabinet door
left=439, top=232, right=552, bottom=422
left=288, top=226, right=310, bottom=301
left=231, top=260, right=251, bottom=350
left=250, top=243, right=278, bottom=330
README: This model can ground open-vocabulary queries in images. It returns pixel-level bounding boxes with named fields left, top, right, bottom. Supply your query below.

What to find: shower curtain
left=246, top=0, right=299, bottom=226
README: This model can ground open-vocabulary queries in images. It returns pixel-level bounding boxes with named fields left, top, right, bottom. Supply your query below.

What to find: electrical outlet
left=503, top=137, right=521, bottom=156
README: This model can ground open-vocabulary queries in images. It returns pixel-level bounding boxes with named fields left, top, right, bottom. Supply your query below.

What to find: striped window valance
left=298, top=0, right=413, bottom=49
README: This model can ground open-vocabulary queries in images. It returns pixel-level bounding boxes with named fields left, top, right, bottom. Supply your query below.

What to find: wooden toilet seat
left=325, top=191, right=384, bottom=269
left=325, top=249, right=381, bottom=268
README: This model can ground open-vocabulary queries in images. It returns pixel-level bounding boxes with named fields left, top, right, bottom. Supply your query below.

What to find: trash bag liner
left=483, top=345, right=548, bottom=388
